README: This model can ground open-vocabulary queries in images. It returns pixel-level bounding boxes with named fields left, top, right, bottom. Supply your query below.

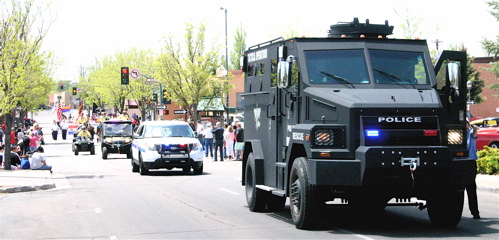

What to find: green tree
left=155, top=22, right=225, bottom=121
left=482, top=0, right=499, bottom=98
left=84, top=49, right=156, bottom=115
left=229, top=24, right=246, bottom=70
left=0, top=0, right=53, bottom=170
left=452, top=44, right=486, bottom=104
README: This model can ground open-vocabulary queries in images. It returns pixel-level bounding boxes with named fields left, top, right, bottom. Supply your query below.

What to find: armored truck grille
left=362, top=116, right=439, bottom=146
left=311, top=127, right=346, bottom=149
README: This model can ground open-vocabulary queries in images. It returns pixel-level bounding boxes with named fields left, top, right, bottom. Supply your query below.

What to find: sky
left=38, top=0, right=499, bottom=82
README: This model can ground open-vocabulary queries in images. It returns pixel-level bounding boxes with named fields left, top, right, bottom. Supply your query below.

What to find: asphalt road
left=0, top=111, right=498, bottom=239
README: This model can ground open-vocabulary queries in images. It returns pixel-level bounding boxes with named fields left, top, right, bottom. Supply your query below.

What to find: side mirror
left=277, top=61, right=289, bottom=88
left=448, top=62, right=460, bottom=88
left=241, top=54, right=248, bottom=73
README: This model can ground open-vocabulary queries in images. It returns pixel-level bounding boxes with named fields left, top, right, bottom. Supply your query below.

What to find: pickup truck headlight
left=145, top=143, right=158, bottom=151
left=190, top=142, right=203, bottom=151
left=447, top=129, right=464, bottom=145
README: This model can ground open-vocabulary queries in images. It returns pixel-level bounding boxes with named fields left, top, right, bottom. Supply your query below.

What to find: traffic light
left=163, top=110, right=169, bottom=115
left=162, top=90, right=171, bottom=104
left=153, top=92, right=158, bottom=103
left=59, top=84, right=64, bottom=91
left=121, top=67, right=129, bottom=85
left=72, top=87, right=77, bottom=95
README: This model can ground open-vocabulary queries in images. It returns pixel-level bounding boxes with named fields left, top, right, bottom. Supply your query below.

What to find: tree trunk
left=3, top=113, right=13, bottom=170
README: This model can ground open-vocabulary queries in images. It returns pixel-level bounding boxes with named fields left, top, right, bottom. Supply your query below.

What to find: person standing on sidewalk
left=196, top=120, right=205, bottom=151
left=212, top=122, right=225, bottom=161
left=234, top=123, right=244, bottom=161
left=466, top=120, right=480, bottom=219
left=203, top=123, right=214, bottom=158
left=51, top=120, right=60, bottom=140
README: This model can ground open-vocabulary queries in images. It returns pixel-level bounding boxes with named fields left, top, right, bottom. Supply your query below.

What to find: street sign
left=156, top=105, right=167, bottom=110
left=174, top=109, right=188, bottom=115
left=146, top=78, right=159, bottom=83
left=130, top=69, right=140, bottom=79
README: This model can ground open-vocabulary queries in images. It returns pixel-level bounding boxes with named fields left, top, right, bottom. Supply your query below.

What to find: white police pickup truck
left=131, top=121, right=204, bottom=175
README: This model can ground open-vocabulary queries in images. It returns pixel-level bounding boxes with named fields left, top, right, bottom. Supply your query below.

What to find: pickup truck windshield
left=306, top=49, right=430, bottom=86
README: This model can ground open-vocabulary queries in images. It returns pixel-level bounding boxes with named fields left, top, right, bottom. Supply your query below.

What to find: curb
left=477, top=185, right=499, bottom=193
left=0, top=183, right=56, bottom=194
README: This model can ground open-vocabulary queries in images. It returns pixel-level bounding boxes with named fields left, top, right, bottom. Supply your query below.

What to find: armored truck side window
left=271, top=59, right=278, bottom=87
left=370, top=50, right=430, bottom=85
left=305, top=49, right=369, bottom=85
left=257, top=62, right=265, bottom=75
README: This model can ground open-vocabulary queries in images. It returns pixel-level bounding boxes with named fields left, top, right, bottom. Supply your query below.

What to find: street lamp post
left=221, top=7, right=229, bottom=124
left=467, top=80, right=473, bottom=111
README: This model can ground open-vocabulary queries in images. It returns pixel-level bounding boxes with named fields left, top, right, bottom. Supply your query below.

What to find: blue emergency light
left=366, top=130, right=380, bottom=137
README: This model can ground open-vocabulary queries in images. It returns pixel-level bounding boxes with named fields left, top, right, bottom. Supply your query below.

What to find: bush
left=477, top=147, right=499, bottom=175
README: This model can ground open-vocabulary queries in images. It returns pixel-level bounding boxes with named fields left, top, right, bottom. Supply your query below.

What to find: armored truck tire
left=427, top=189, right=464, bottom=228
left=245, top=153, right=268, bottom=212
left=290, top=157, right=324, bottom=230
left=102, top=147, right=108, bottom=159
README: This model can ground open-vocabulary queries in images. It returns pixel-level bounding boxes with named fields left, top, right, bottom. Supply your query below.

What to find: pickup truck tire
left=139, top=154, right=149, bottom=175
left=102, top=147, right=108, bottom=159
left=131, top=156, right=139, bottom=172
left=290, top=157, right=323, bottom=230
left=193, top=165, right=203, bottom=175
left=427, top=190, right=464, bottom=228
left=245, top=152, right=267, bottom=212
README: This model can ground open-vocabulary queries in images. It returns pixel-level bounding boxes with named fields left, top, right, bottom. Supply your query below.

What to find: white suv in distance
left=131, top=121, right=203, bottom=175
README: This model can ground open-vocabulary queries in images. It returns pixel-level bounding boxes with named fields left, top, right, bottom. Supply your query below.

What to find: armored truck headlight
left=311, top=127, right=346, bottom=149
left=447, top=129, right=464, bottom=145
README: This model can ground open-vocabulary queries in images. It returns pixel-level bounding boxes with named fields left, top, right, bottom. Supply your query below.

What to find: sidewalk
left=1, top=168, right=497, bottom=194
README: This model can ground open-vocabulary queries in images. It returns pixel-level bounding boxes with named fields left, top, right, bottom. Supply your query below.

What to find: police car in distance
left=131, top=121, right=204, bottom=175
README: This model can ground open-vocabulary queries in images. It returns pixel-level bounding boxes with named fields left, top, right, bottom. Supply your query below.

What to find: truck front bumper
left=307, top=146, right=476, bottom=188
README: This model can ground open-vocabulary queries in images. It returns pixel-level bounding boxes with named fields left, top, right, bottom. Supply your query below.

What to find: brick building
left=470, top=57, right=499, bottom=118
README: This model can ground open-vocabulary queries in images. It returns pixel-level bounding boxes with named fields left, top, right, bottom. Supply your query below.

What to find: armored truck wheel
left=427, top=190, right=464, bottom=228
left=290, top=157, right=323, bottom=230
left=245, top=153, right=268, bottom=212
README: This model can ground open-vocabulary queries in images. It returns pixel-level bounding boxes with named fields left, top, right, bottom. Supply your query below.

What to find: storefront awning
left=197, top=98, right=224, bottom=111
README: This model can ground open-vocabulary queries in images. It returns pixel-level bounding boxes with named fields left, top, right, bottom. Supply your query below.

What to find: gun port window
left=370, top=50, right=430, bottom=85
left=257, top=62, right=265, bottom=75
left=305, top=49, right=370, bottom=85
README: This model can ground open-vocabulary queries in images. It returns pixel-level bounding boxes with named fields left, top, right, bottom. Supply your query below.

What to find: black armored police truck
left=241, top=18, right=475, bottom=229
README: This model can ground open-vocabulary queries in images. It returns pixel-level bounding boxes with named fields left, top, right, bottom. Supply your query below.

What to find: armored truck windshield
left=306, top=49, right=430, bottom=86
